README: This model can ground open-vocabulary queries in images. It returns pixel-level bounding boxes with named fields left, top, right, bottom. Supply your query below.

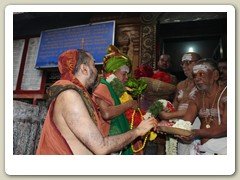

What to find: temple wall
left=13, top=100, right=47, bottom=154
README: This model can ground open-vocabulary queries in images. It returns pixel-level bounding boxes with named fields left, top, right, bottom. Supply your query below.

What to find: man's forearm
left=101, top=128, right=140, bottom=154
left=194, top=127, right=227, bottom=139
left=101, top=101, right=133, bottom=120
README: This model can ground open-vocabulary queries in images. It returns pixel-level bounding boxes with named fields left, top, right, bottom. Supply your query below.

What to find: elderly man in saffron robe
left=93, top=45, right=145, bottom=155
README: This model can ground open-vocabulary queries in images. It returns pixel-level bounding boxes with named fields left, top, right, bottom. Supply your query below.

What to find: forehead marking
left=193, top=64, right=211, bottom=73
left=182, top=54, right=192, bottom=61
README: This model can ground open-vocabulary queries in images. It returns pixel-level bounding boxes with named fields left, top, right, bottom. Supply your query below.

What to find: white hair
left=119, top=65, right=130, bottom=73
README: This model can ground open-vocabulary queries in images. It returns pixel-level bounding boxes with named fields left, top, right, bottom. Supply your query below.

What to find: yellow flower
left=120, top=92, right=133, bottom=103
left=149, top=131, right=157, bottom=141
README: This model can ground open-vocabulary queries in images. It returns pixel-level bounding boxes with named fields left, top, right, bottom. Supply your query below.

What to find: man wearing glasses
left=159, top=52, right=202, bottom=154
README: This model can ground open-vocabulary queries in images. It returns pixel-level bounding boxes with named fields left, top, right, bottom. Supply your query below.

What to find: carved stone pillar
left=117, top=31, right=130, bottom=55
left=140, top=13, right=160, bottom=69
left=116, top=24, right=140, bottom=74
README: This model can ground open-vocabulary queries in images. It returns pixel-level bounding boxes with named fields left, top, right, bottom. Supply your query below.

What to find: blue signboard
left=35, top=21, right=115, bottom=68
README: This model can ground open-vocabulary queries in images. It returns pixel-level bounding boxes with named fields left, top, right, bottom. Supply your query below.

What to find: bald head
left=181, top=52, right=201, bottom=78
left=182, top=52, right=201, bottom=62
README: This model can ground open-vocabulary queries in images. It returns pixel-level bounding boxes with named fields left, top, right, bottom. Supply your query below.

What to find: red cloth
left=93, top=83, right=114, bottom=106
left=58, top=49, right=81, bottom=86
left=134, top=65, right=154, bottom=79
left=152, top=71, right=172, bottom=84
left=92, top=83, right=113, bottom=137
left=36, top=49, right=104, bottom=154
left=124, top=108, right=145, bottom=128
left=36, top=98, right=73, bottom=155
left=37, top=49, right=80, bottom=155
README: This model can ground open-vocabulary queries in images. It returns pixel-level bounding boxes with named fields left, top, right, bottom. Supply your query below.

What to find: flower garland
left=106, top=74, right=157, bottom=152
left=134, top=65, right=193, bottom=155
left=107, top=74, right=126, bottom=97
left=106, top=74, right=191, bottom=154
left=144, top=99, right=175, bottom=119
left=145, top=99, right=193, bottom=155
left=146, top=99, right=177, bottom=155
left=130, top=108, right=149, bottom=152
left=125, top=77, right=148, bottom=99
left=147, top=99, right=193, bottom=155
left=165, top=120, right=192, bottom=155
left=141, top=99, right=179, bottom=154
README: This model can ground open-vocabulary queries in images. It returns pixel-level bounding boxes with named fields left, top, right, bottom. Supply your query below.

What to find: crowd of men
left=36, top=46, right=227, bottom=155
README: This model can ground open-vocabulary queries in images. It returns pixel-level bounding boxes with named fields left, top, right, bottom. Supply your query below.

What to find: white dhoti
left=198, top=86, right=227, bottom=155
left=198, top=137, right=227, bottom=155
left=177, top=117, right=201, bottom=155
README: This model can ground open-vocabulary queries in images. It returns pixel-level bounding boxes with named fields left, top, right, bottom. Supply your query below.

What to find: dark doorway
left=157, top=16, right=227, bottom=81
left=162, top=36, right=222, bottom=80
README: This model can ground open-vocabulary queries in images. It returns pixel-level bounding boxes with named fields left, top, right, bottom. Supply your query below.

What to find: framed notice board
left=13, top=37, right=46, bottom=104
left=21, top=37, right=43, bottom=91
left=13, top=39, right=25, bottom=91
left=35, top=20, right=115, bottom=68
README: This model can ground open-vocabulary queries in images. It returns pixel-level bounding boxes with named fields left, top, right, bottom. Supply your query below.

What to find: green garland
left=109, top=78, right=125, bottom=97
left=109, top=76, right=148, bottom=99
left=148, top=100, right=164, bottom=117
left=108, top=75, right=164, bottom=118
left=125, top=77, right=147, bottom=99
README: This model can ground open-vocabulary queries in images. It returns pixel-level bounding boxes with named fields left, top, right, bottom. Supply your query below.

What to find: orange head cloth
left=57, top=49, right=86, bottom=88
left=58, top=49, right=79, bottom=82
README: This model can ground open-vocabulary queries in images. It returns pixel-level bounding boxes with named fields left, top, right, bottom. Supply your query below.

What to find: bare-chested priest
left=159, top=52, right=202, bottom=155
left=178, top=58, right=227, bottom=155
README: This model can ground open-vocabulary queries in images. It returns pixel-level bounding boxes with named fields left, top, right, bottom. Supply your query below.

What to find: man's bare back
left=36, top=49, right=158, bottom=155
left=53, top=90, right=94, bottom=154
